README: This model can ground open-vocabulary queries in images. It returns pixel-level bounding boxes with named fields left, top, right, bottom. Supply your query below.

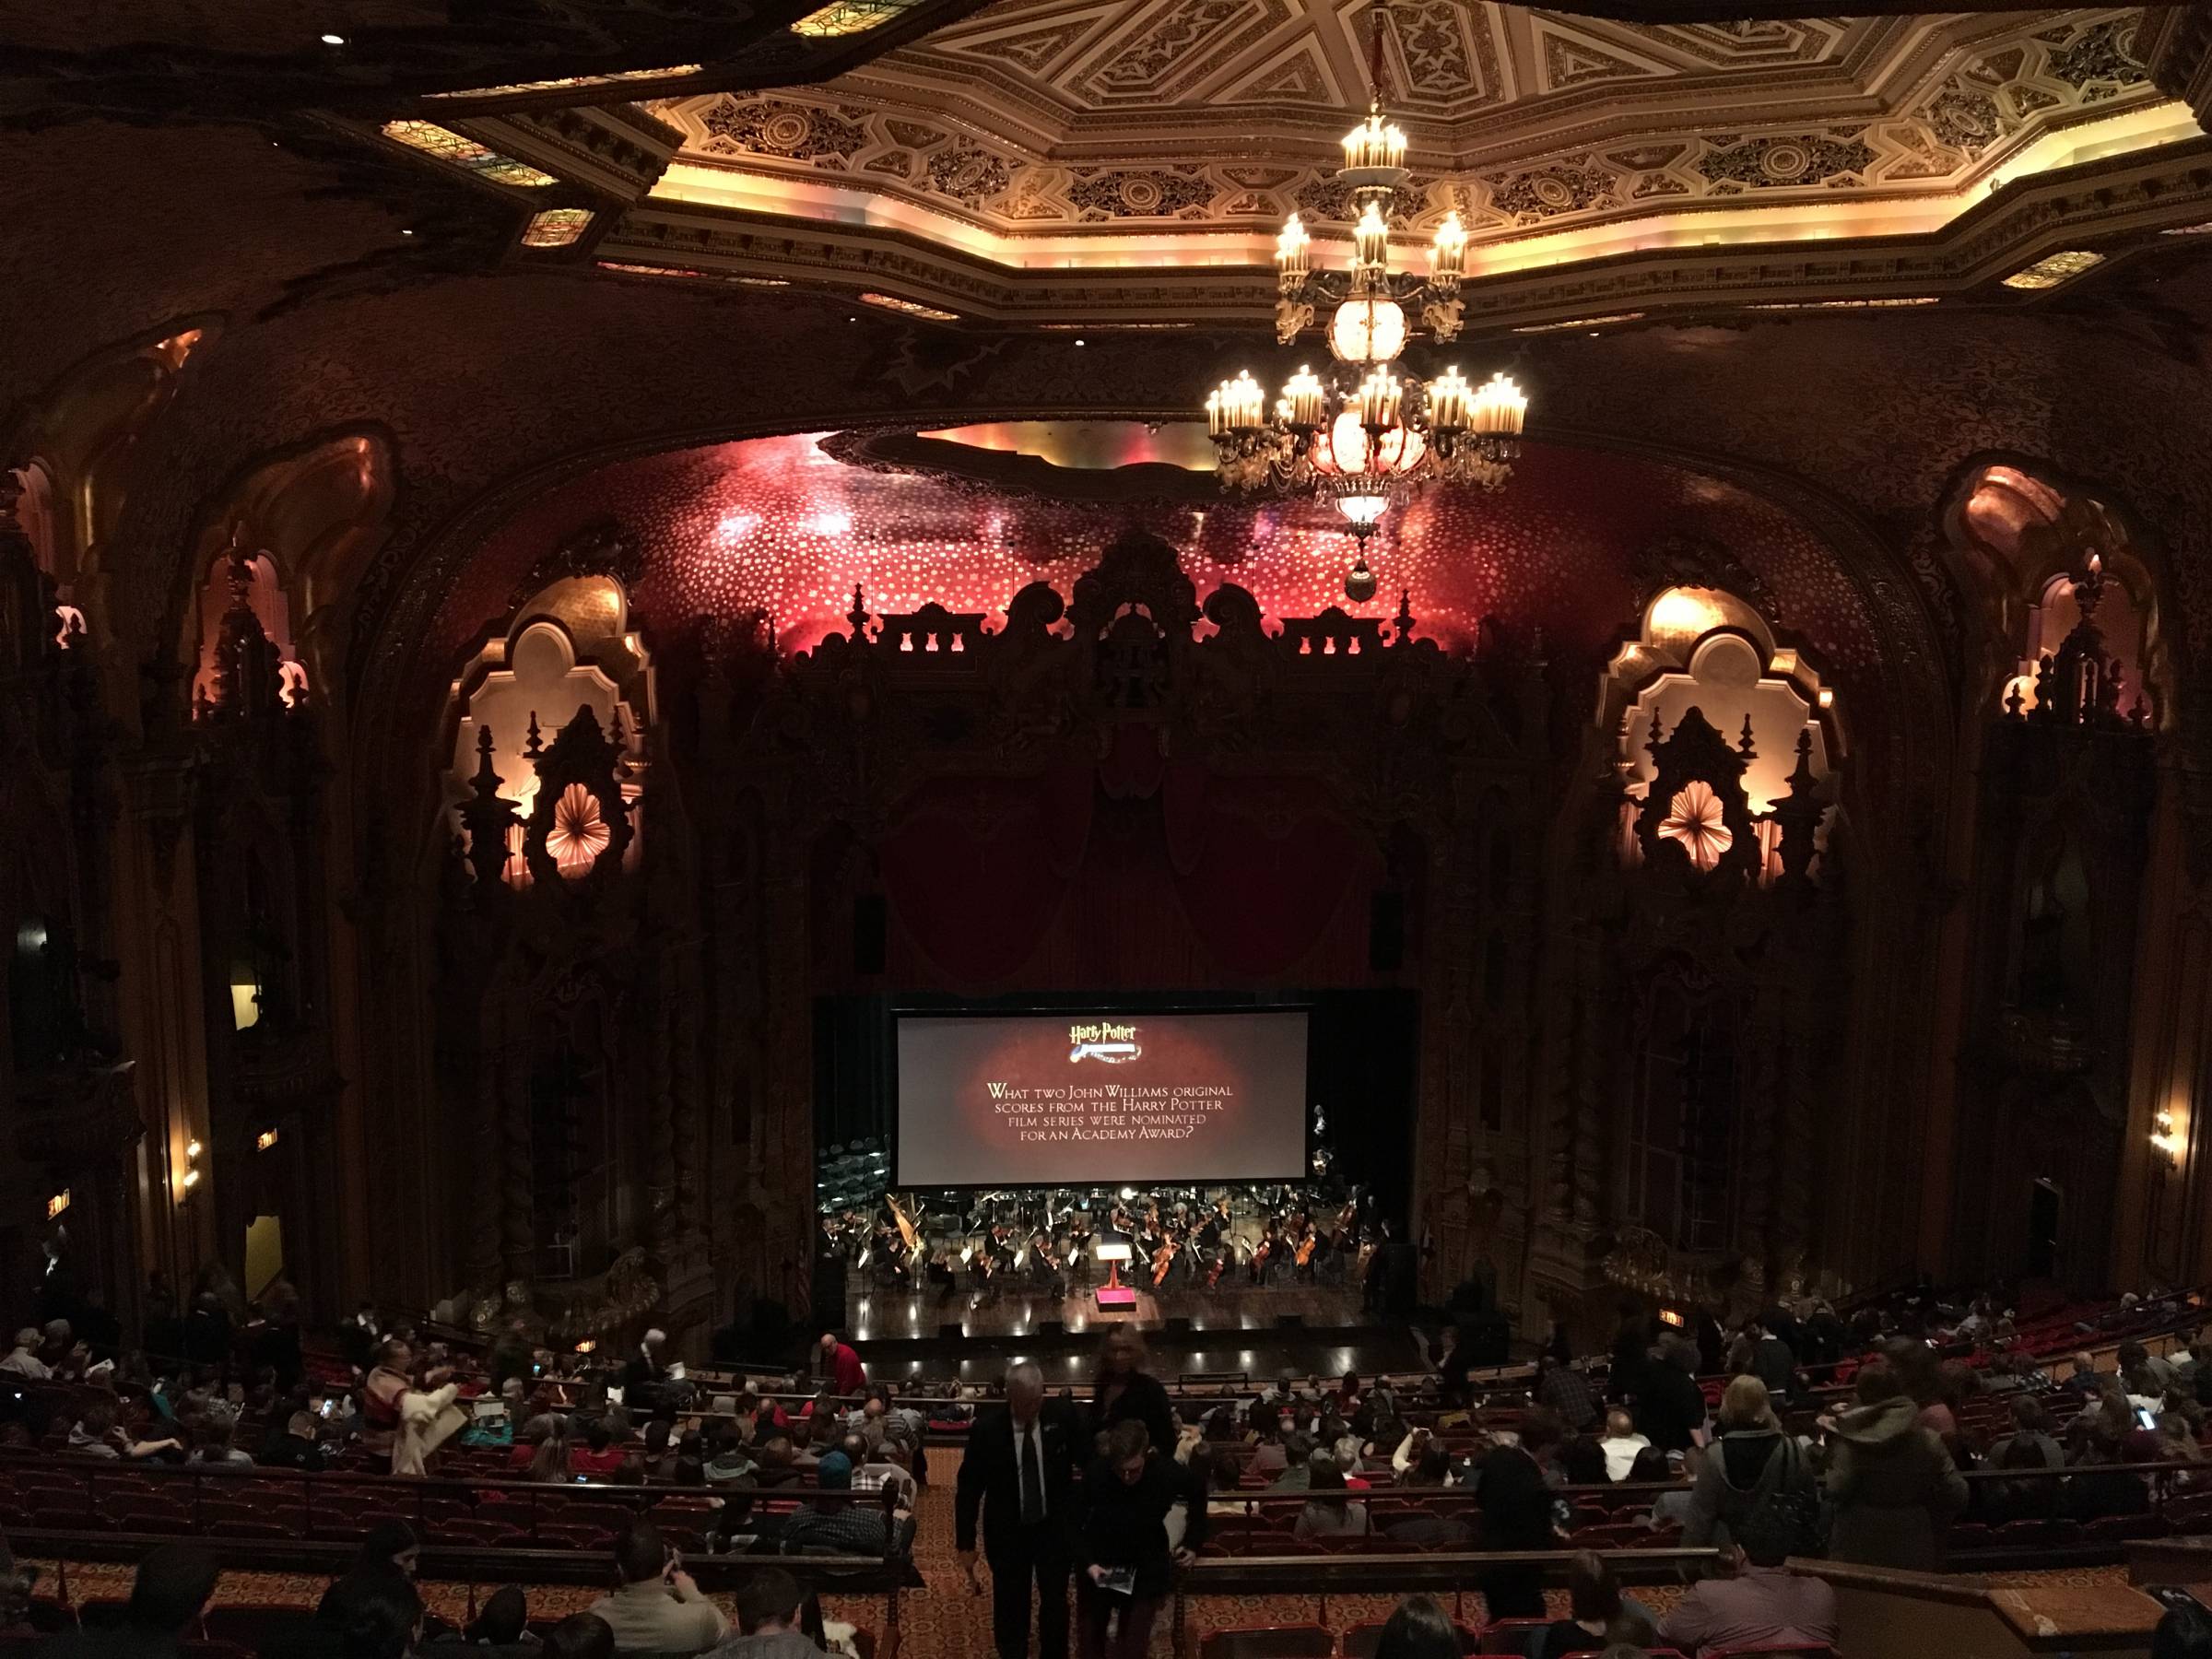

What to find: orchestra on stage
left=816, top=1180, right=1397, bottom=1308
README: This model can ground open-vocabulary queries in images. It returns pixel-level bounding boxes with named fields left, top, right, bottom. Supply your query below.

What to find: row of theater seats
left=0, top=1465, right=743, bottom=1553
left=2, top=1600, right=883, bottom=1659
left=1198, top=1618, right=1833, bottom=1659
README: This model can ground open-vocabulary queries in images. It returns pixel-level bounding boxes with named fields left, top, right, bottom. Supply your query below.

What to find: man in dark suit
left=956, top=1361, right=1078, bottom=1659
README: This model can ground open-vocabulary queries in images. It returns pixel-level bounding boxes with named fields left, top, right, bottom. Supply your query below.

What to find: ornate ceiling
left=632, top=6, right=2193, bottom=285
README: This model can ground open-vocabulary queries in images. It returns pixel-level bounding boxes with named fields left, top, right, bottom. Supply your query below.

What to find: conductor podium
left=1093, top=1241, right=1138, bottom=1311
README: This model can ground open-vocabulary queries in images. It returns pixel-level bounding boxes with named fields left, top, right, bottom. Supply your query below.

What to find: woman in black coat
left=1075, top=1420, right=1205, bottom=1659
left=1090, top=1326, right=1175, bottom=1456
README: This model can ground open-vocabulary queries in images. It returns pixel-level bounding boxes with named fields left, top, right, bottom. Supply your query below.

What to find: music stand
left=1094, top=1241, right=1137, bottom=1310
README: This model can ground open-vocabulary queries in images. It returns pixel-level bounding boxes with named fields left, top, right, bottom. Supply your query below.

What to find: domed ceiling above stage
left=606, top=4, right=2199, bottom=316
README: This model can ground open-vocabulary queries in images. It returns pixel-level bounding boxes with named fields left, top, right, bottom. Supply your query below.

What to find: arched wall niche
left=178, top=429, right=395, bottom=713
left=441, top=575, right=653, bottom=887
left=1598, top=582, right=1843, bottom=883
left=3, top=319, right=217, bottom=640
left=1941, top=456, right=2173, bottom=729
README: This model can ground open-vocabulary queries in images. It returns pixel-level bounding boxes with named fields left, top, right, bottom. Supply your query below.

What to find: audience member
left=1597, top=1410, right=1650, bottom=1483
left=1073, top=1419, right=1202, bottom=1659
left=1477, top=1409, right=1564, bottom=1620
left=1535, top=1355, right=1599, bottom=1434
left=430, top=1586, right=539, bottom=1657
left=187, top=1418, right=253, bottom=1468
left=1658, top=1515, right=1839, bottom=1653
left=815, top=1334, right=866, bottom=1397
left=544, top=1617, right=614, bottom=1659
left=36, top=1543, right=218, bottom=1659
left=779, top=1451, right=912, bottom=1556
left=1824, top=1359, right=1967, bottom=1571
left=1293, top=1450, right=1370, bottom=1538
left=0, top=1330, right=49, bottom=1382
left=1090, top=1328, right=1174, bottom=1458
left=68, top=1400, right=180, bottom=1462
left=706, top=1569, right=830, bottom=1659
left=1632, top=1339, right=1707, bottom=1454
left=1371, top=1596, right=1458, bottom=1659
left=1539, top=1552, right=1657, bottom=1658
left=588, top=1523, right=729, bottom=1656
left=2152, top=1600, right=2212, bottom=1659
left=1683, top=1376, right=1814, bottom=1553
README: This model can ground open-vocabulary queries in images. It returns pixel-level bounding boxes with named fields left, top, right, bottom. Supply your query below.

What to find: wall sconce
left=256, top=1129, right=279, bottom=1152
left=177, top=1136, right=204, bottom=1199
left=46, top=1190, right=70, bottom=1221
left=229, top=967, right=262, bottom=1031
left=573, top=1339, right=596, bottom=1356
left=2153, top=1108, right=2186, bottom=1167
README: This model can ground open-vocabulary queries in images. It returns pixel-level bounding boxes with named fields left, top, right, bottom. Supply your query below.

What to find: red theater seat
left=1199, top=1625, right=1335, bottom=1659
left=1473, top=1620, right=1548, bottom=1656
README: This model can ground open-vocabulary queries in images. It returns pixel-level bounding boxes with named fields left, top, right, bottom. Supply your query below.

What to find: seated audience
left=589, top=1523, right=729, bottom=1656
left=68, top=1399, right=181, bottom=1461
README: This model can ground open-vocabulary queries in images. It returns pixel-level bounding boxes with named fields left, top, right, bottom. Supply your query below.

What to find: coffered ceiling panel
left=651, top=6, right=2176, bottom=255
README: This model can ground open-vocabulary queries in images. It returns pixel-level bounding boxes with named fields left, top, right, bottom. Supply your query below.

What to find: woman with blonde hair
left=1683, top=1375, right=1815, bottom=1554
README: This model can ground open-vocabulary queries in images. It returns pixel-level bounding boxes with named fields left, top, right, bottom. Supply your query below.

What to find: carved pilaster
left=500, top=1037, right=535, bottom=1285
left=1569, top=925, right=1607, bottom=1233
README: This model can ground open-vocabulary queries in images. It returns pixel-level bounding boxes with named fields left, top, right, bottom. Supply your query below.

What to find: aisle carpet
left=20, top=1448, right=2137, bottom=1659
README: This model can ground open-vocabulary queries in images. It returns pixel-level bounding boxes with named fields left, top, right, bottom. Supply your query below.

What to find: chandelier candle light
left=1205, top=7, right=1529, bottom=572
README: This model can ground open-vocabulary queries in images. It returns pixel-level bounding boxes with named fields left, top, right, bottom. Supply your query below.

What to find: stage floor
left=846, top=1278, right=1367, bottom=1341
left=840, top=1278, right=1424, bottom=1385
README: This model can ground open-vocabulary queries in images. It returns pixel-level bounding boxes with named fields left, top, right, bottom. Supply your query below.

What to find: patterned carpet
left=18, top=1449, right=2140, bottom=1659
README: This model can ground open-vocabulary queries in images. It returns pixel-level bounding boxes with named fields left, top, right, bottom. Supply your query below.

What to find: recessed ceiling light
left=1074, top=338, right=1087, bottom=347
left=400, top=228, right=414, bottom=235
left=320, top=31, right=346, bottom=44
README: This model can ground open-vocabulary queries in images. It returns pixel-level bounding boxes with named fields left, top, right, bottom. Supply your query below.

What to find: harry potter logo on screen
left=1067, top=1020, right=1141, bottom=1064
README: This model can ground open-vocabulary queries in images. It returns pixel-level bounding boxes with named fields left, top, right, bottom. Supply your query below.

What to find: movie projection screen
left=894, top=1009, right=1310, bottom=1186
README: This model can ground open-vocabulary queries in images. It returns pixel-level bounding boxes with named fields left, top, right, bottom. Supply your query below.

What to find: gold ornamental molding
left=594, top=133, right=2212, bottom=328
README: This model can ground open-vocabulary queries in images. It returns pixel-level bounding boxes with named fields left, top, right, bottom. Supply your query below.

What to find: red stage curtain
left=875, top=736, right=1368, bottom=987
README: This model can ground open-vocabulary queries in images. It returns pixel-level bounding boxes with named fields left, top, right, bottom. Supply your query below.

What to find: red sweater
left=826, top=1343, right=867, bottom=1395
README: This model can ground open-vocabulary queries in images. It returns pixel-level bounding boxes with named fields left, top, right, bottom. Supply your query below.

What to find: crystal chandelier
left=1204, top=16, right=1529, bottom=559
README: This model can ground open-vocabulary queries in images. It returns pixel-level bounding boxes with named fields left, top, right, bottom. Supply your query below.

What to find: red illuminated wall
left=436, top=431, right=1884, bottom=692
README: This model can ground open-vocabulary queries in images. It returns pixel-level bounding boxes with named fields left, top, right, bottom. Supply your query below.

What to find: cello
left=1151, top=1230, right=1181, bottom=1288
